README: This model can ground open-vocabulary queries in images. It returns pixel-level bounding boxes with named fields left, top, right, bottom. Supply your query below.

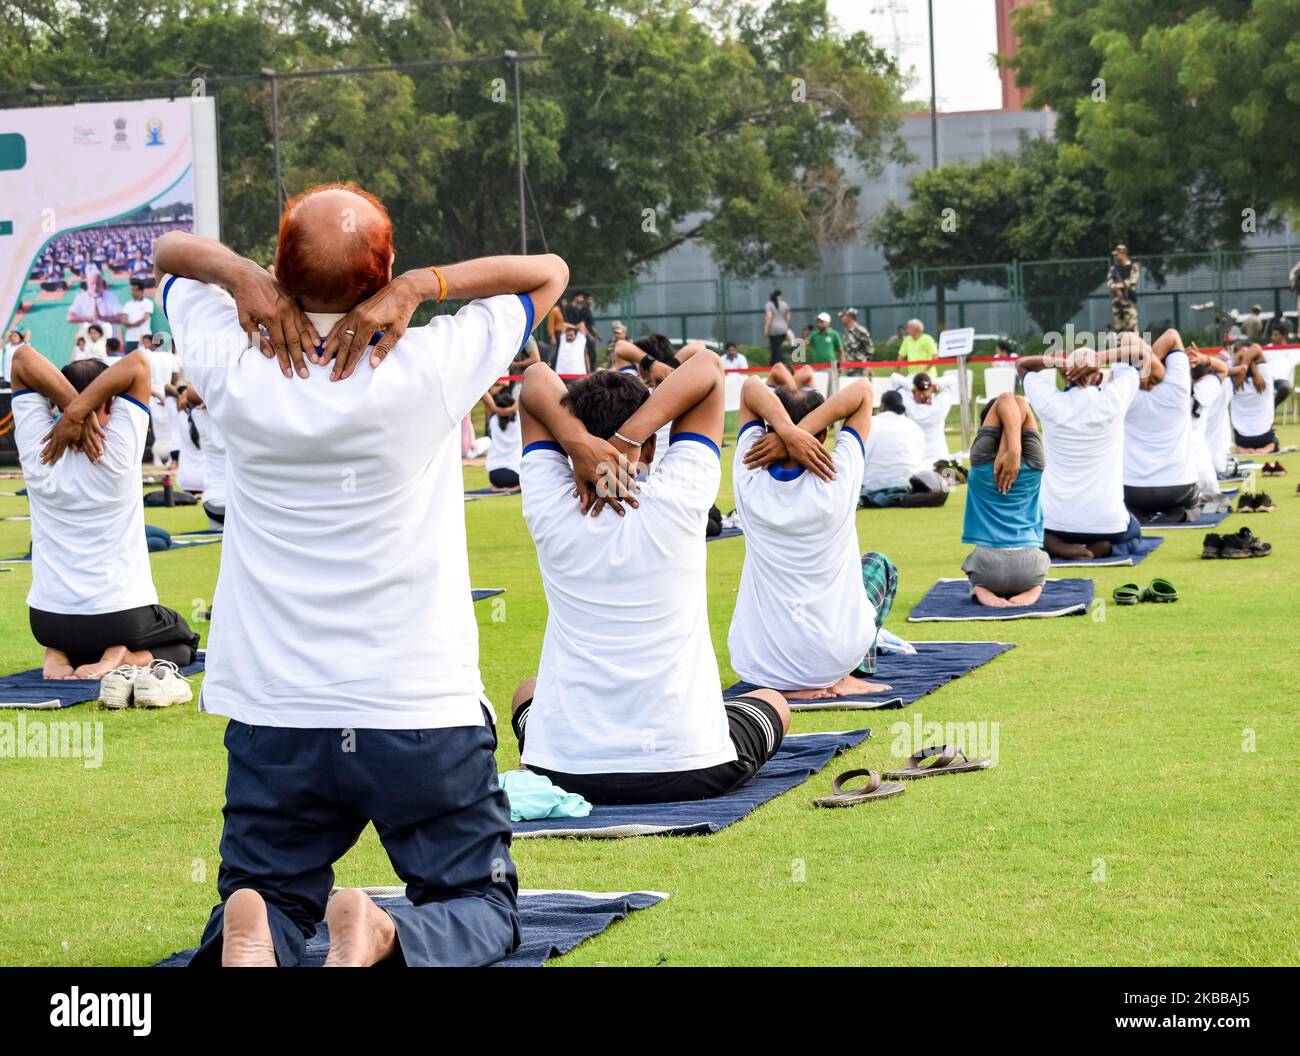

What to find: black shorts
left=512, top=695, right=785, bottom=805
left=29, top=604, right=200, bottom=668
left=1124, top=483, right=1199, bottom=518
left=1233, top=427, right=1277, bottom=449
left=488, top=467, right=520, bottom=489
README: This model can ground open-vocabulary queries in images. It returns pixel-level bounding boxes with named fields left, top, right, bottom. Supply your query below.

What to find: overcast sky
left=827, top=0, right=1003, bottom=113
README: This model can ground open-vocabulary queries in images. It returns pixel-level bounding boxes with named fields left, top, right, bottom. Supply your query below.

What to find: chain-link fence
left=588, top=246, right=1300, bottom=352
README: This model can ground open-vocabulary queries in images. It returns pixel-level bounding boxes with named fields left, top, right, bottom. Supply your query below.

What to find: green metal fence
left=575, top=246, right=1299, bottom=351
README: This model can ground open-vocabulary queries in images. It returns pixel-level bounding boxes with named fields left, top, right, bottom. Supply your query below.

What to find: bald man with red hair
left=142, top=185, right=570, bottom=967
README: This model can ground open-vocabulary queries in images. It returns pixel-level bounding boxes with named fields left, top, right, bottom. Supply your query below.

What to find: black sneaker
left=1219, top=533, right=1252, bottom=558
left=1230, top=527, right=1272, bottom=557
left=1237, top=493, right=1258, bottom=513
left=1201, top=533, right=1224, bottom=559
left=1253, top=492, right=1275, bottom=513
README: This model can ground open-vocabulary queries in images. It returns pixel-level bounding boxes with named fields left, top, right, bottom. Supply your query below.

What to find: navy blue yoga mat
left=1137, top=508, right=1230, bottom=531
left=155, top=889, right=666, bottom=967
left=1050, top=535, right=1164, bottom=567
left=465, top=487, right=520, bottom=497
left=725, top=640, right=1015, bottom=710
left=512, top=729, right=870, bottom=838
left=707, top=526, right=743, bottom=542
left=0, top=659, right=205, bottom=709
left=908, top=578, right=1094, bottom=622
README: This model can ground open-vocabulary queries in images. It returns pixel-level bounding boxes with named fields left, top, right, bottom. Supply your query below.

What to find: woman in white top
left=1228, top=342, right=1278, bottom=453
left=481, top=385, right=522, bottom=490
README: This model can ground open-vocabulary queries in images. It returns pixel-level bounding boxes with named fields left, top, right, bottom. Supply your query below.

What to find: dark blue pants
left=191, top=718, right=519, bottom=967
left=1047, top=513, right=1141, bottom=546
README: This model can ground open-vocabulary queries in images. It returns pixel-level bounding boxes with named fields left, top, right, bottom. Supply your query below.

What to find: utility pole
left=504, top=50, right=527, bottom=253
left=262, top=69, right=283, bottom=216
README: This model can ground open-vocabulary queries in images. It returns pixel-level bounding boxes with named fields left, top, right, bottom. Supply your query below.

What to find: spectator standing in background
left=1108, top=243, right=1139, bottom=333
left=840, top=308, right=873, bottom=377
left=898, top=319, right=938, bottom=375
left=764, top=289, right=792, bottom=366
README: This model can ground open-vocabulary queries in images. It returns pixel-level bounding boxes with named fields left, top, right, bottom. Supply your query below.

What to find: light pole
left=504, top=50, right=527, bottom=253
left=262, top=68, right=283, bottom=216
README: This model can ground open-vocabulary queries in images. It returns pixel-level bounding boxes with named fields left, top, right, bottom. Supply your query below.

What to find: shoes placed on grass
left=1261, top=462, right=1287, bottom=477
left=1202, top=533, right=1225, bottom=559
left=1226, top=527, right=1271, bottom=558
left=98, top=664, right=139, bottom=709
left=814, top=769, right=904, bottom=808
left=1139, top=578, right=1179, bottom=603
left=882, top=744, right=992, bottom=779
left=1113, top=582, right=1141, bottom=605
left=132, top=660, right=194, bottom=708
left=1238, top=492, right=1275, bottom=513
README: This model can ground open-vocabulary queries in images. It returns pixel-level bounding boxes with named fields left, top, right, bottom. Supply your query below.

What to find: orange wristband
left=429, top=265, right=448, bottom=303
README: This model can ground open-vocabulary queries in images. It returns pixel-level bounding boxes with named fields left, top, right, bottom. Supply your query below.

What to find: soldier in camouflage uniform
left=1108, top=243, right=1140, bottom=333
left=839, top=308, right=873, bottom=376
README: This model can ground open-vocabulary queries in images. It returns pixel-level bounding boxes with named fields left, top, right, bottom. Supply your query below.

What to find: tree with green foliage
left=1008, top=0, right=1300, bottom=249
left=0, top=0, right=908, bottom=287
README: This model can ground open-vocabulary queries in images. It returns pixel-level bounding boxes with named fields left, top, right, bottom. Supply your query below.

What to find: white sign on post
left=938, top=327, right=975, bottom=358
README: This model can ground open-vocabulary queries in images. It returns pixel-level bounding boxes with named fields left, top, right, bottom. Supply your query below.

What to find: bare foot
left=222, top=888, right=277, bottom=967
left=972, top=586, right=1013, bottom=608
left=43, top=648, right=75, bottom=680
left=72, top=645, right=127, bottom=680
left=1007, top=585, right=1043, bottom=606
left=323, top=888, right=397, bottom=967
left=831, top=674, right=893, bottom=696
left=785, top=687, right=837, bottom=700
left=1088, top=540, right=1112, bottom=558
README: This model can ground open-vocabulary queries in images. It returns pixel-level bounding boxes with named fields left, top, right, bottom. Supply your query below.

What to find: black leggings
left=768, top=333, right=787, bottom=366
left=1124, top=483, right=1199, bottom=518
left=30, top=604, right=200, bottom=669
left=1047, top=514, right=1141, bottom=546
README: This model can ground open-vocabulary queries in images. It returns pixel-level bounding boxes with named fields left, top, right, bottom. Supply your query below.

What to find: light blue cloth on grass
left=498, top=770, right=592, bottom=822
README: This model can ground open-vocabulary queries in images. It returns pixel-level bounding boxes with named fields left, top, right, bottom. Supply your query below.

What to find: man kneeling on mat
left=728, top=375, right=899, bottom=699
left=13, top=345, right=199, bottom=684
left=154, top=184, right=568, bottom=966
left=513, top=351, right=790, bottom=805
left=1019, top=344, right=1144, bottom=561
left=1122, top=329, right=1201, bottom=521
left=961, top=393, right=1049, bottom=607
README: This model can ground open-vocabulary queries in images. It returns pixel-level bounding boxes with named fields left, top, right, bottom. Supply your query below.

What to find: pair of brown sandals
left=814, top=744, right=991, bottom=808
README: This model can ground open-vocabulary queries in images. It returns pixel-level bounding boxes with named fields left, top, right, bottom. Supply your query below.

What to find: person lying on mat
left=860, top=389, right=928, bottom=507
left=154, top=184, right=569, bottom=968
left=481, top=383, right=522, bottom=490
left=1122, top=328, right=1201, bottom=522
left=728, top=375, right=898, bottom=699
left=512, top=351, right=790, bottom=805
left=12, top=345, right=200, bottom=679
left=1019, top=347, right=1143, bottom=561
left=887, top=370, right=958, bottom=465
left=1228, top=341, right=1278, bottom=454
left=961, top=393, right=1049, bottom=607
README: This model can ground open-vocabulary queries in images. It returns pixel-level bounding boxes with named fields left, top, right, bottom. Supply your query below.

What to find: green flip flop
left=1112, top=583, right=1141, bottom=606
left=1140, top=578, right=1179, bottom=603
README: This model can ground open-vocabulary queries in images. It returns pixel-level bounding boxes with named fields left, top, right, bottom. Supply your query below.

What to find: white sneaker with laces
left=99, top=665, right=140, bottom=710
left=132, top=660, right=193, bottom=708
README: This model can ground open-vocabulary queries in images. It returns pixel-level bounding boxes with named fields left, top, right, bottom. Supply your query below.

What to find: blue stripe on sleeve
left=738, top=419, right=765, bottom=438
left=517, top=294, right=535, bottom=354
left=841, top=425, right=865, bottom=456
left=161, top=274, right=179, bottom=319
left=669, top=432, right=721, bottom=458
left=523, top=440, right=565, bottom=457
left=119, top=393, right=150, bottom=414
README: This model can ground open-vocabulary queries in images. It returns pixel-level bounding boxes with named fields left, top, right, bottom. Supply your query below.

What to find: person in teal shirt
left=898, top=318, right=938, bottom=374
left=961, top=392, right=1049, bottom=608
left=806, top=312, right=843, bottom=367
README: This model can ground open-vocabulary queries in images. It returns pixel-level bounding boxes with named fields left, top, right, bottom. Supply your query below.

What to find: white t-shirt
left=484, top=412, right=521, bottom=475
left=13, top=390, right=157, bottom=614
left=728, top=423, right=873, bottom=690
left=1024, top=365, right=1139, bottom=535
left=1190, top=374, right=1222, bottom=492
left=1201, top=374, right=1232, bottom=472
left=147, top=347, right=177, bottom=392
left=1123, top=350, right=1196, bottom=488
left=554, top=334, right=588, bottom=376
left=163, top=274, right=531, bottom=729
left=176, top=409, right=207, bottom=493
left=519, top=434, right=732, bottom=774
left=861, top=411, right=927, bottom=492
left=124, top=297, right=155, bottom=343
left=1230, top=360, right=1275, bottom=438
left=722, top=353, right=749, bottom=371
left=190, top=407, right=227, bottom=508
left=891, top=373, right=957, bottom=464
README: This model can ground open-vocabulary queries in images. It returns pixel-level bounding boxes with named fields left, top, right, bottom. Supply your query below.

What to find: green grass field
left=1, top=423, right=1298, bottom=967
